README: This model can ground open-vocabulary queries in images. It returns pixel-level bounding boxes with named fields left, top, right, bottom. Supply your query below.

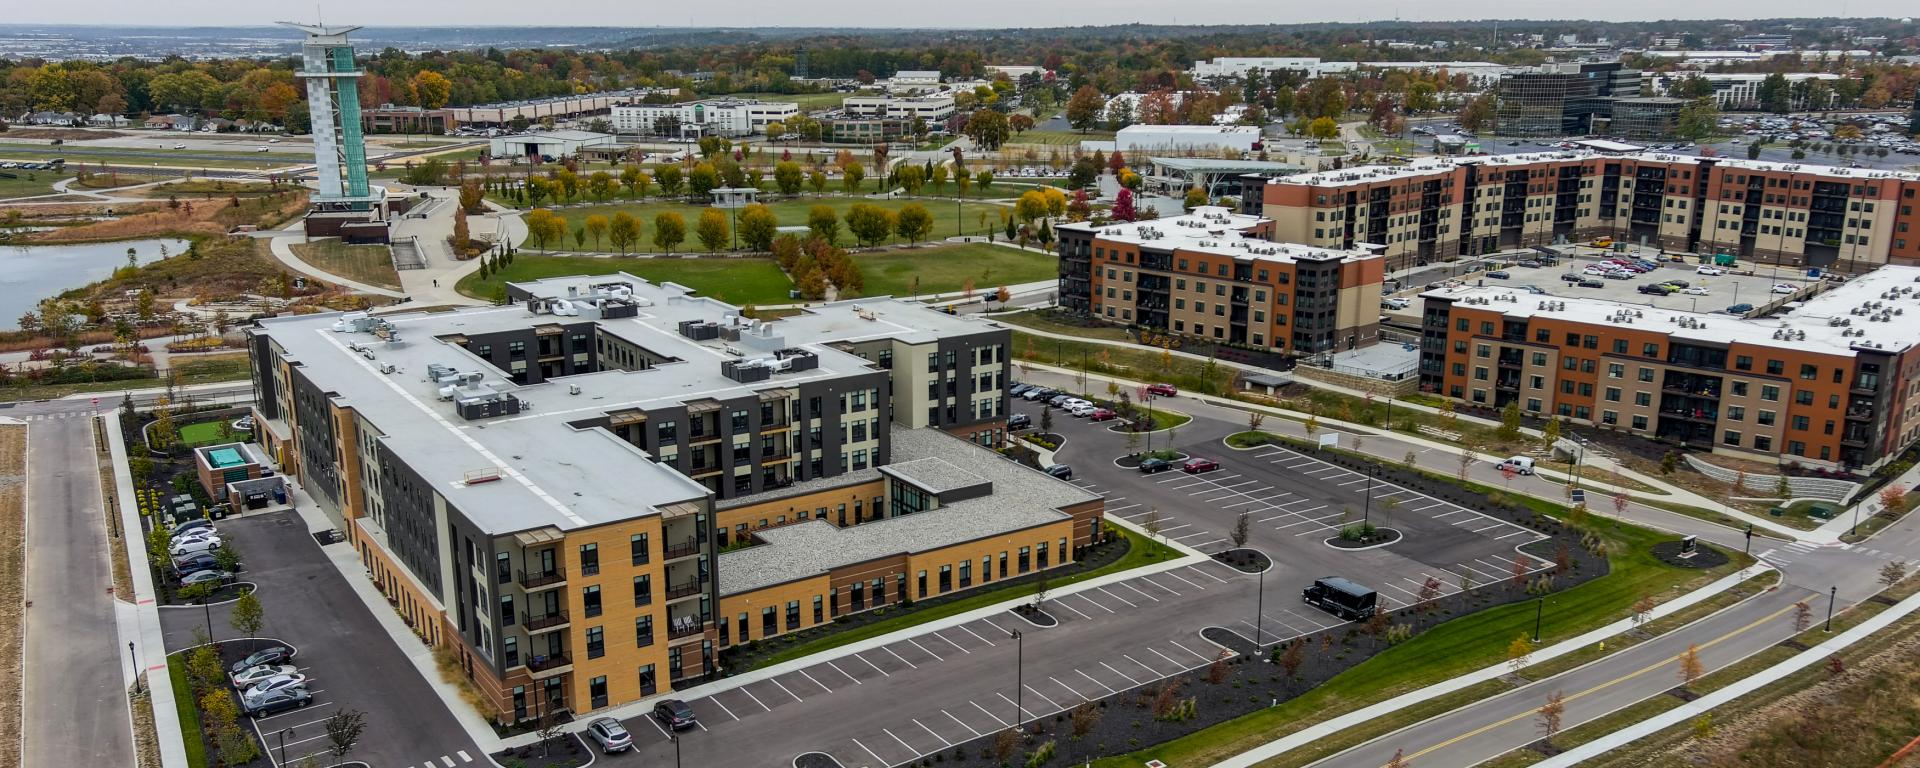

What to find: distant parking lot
left=1386, top=247, right=1821, bottom=319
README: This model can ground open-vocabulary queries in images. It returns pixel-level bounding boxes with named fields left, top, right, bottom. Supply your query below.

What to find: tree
left=688, top=162, right=720, bottom=197
left=1633, top=592, right=1656, bottom=625
left=895, top=203, right=934, bottom=244
left=229, top=591, right=265, bottom=641
left=1385, top=748, right=1409, bottom=768
left=995, top=285, right=1011, bottom=304
left=1142, top=507, right=1162, bottom=543
left=737, top=204, right=778, bottom=251
left=809, top=170, right=828, bottom=194
left=583, top=214, right=609, bottom=251
left=654, top=165, right=684, bottom=197
left=1032, top=571, right=1050, bottom=614
left=1459, top=94, right=1497, bottom=133
left=409, top=70, right=452, bottom=108
left=652, top=212, right=686, bottom=254
left=807, top=205, right=840, bottom=245
left=1183, top=186, right=1208, bottom=211
left=620, top=164, right=649, bottom=199
left=1015, top=190, right=1049, bottom=222
left=523, top=208, right=566, bottom=252
left=1230, top=511, right=1251, bottom=549
left=975, top=169, right=994, bottom=194
left=773, top=161, right=803, bottom=195
left=1417, top=576, right=1443, bottom=613
left=845, top=203, right=895, bottom=247
left=695, top=208, right=730, bottom=252
left=1677, top=643, right=1704, bottom=689
left=586, top=170, right=615, bottom=202
left=929, top=164, right=949, bottom=194
left=1307, top=116, right=1339, bottom=141
left=325, top=708, right=367, bottom=759
left=1069, top=701, right=1102, bottom=738
left=1507, top=633, right=1533, bottom=672
left=896, top=164, right=925, bottom=195
left=608, top=212, right=640, bottom=254
left=1278, top=639, right=1305, bottom=679
left=1878, top=484, right=1908, bottom=518
left=842, top=162, right=865, bottom=194
left=1541, top=418, right=1561, bottom=448
left=457, top=179, right=485, bottom=213
left=1537, top=690, right=1566, bottom=743
left=1676, top=98, right=1721, bottom=141
left=1757, top=72, right=1791, bottom=114
left=964, top=109, right=1011, bottom=150
left=1793, top=600, right=1812, bottom=632
left=1880, top=560, right=1908, bottom=587
left=1066, top=85, right=1106, bottom=133
left=1112, top=187, right=1137, bottom=222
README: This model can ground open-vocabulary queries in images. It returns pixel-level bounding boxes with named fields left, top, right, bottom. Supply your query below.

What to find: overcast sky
left=10, top=1, right=1918, bottom=28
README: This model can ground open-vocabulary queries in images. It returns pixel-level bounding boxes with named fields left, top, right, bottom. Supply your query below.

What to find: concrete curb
left=1533, top=581, right=1920, bottom=766
left=1212, top=564, right=1776, bottom=768
left=104, top=411, right=191, bottom=768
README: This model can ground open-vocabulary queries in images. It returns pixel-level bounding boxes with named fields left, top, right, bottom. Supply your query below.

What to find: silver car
left=585, top=717, right=633, bottom=753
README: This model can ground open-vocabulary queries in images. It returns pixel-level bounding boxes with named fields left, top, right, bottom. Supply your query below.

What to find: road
left=20, top=410, right=135, bottom=768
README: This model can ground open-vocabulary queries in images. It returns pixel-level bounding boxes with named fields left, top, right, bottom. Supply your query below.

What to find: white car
left=1771, top=283, right=1797, bottom=294
left=1068, top=403, right=1098, bottom=417
left=230, top=664, right=299, bottom=689
left=1058, top=398, right=1093, bottom=411
left=172, top=528, right=218, bottom=544
left=1683, top=286, right=1710, bottom=296
left=243, top=674, right=308, bottom=702
left=169, top=536, right=222, bottom=558
left=1583, top=267, right=1609, bottom=276
left=1696, top=265, right=1726, bottom=276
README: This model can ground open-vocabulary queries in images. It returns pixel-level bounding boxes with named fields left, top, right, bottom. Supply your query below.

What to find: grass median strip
left=167, top=656, right=209, bottom=768
left=733, top=527, right=1179, bottom=673
left=0, top=425, right=22, bottom=767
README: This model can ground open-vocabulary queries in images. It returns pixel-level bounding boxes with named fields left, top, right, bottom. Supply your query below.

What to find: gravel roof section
left=718, top=426, right=1100, bottom=595
left=880, top=457, right=984, bottom=495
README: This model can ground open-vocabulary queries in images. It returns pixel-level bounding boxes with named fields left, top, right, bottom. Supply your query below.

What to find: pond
left=0, top=238, right=187, bottom=329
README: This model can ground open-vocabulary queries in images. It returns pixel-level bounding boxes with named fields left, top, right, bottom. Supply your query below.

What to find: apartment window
left=786, top=600, right=801, bottom=631
left=499, top=595, right=514, bottom=627
left=1635, top=392, right=1652, bottom=407
left=1796, top=391, right=1814, bottom=406
left=1632, top=415, right=1648, bottom=430
left=630, top=533, right=650, bottom=565
left=633, top=575, right=652, bottom=606
left=1758, top=410, right=1776, bottom=426
left=1604, top=387, right=1621, bottom=403
left=1727, top=406, right=1745, bottom=421
left=1638, top=368, right=1655, bottom=383
left=1792, top=415, right=1810, bottom=431
left=495, top=552, right=511, bottom=585
left=590, top=676, right=608, bottom=709
left=636, top=615, right=654, bottom=647
left=1607, top=364, right=1624, bottom=379
left=586, top=627, right=605, bottom=659
left=1761, top=385, right=1780, bottom=402
left=762, top=607, right=777, bottom=636
left=1731, top=382, right=1748, bottom=397
left=579, top=543, right=599, bottom=576
left=583, top=585, right=602, bottom=618
left=1766, top=360, right=1784, bottom=375
left=1735, top=355, right=1753, bottom=371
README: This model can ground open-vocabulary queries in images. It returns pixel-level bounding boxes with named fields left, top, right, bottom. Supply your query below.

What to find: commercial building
left=447, top=89, right=668, bottom=128
left=362, top=105, right=454, bottom=134
left=1494, top=62, right=1646, bottom=137
left=883, top=70, right=942, bottom=93
left=610, top=99, right=800, bottom=138
left=1653, top=72, right=1842, bottom=110
left=487, top=130, right=616, bottom=161
left=1056, top=207, right=1387, bottom=356
left=1607, top=97, right=1686, bottom=141
left=244, top=275, right=1083, bottom=723
left=1189, top=57, right=1327, bottom=79
left=1261, top=152, right=1920, bottom=273
left=1116, top=125, right=1262, bottom=155
left=841, top=94, right=955, bottom=123
left=1143, top=157, right=1304, bottom=200
left=1416, top=264, right=1920, bottom=470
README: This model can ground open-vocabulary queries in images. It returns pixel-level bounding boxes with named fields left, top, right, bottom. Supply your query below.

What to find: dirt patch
left=0, top=424, right=25, bottom=765
left=130, top=683, right=161, bottom=768
left=97, top=418, right=134, bottom=602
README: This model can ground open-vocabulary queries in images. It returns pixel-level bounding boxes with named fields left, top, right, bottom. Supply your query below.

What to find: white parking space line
left=741, top=686, right=773, bottom=711
left=1496, top=529, right=1537, bottom=540
left=799, top=668, right=834, bottom=694
left=1104, top=503, right=1140, bottom=514
left=1098, top=586, right=1137, bottom=608
left=1077, top=668, right=1117, bottom=694
left=997, top=692, right=1036, bottom=722
left=858, top=652, right=893, bottom=677
left=1156, top=523, right=1194, bottom=534
left=459, top=751, right=473, bottom=763
left=1118, top=510, right=1157, bottom=520
left=914, top=718, right=952, bottom=747
left=1188, top=565, right=1230, bottom=583
left=1023, top=683, right=1064, bottom=711
left=1190, top=538, right=1230, bottom=550
left=772, top=677, right=805, bottom=702
left=1169, top=531, right=1214, bottom=541
left=1336, top=478, right=1369, bottom=487
left=1168, top=572, right=1207, bottom=590
left=885, top=646, right=921, bottom=669
left=1150, top=647, right=1186, bottom=668
left=982, top=617, right=1013, bottom=636
left=1100, top=660, right=1144, bottom=687
left=853, top=737, right=888, bottom=767
left=1051, top=675, right=1090, bottom=701
left=936, top=631, right=972, bottom=654
left=944, top=709, right=983, bottom=737
left=884, top=727, right=918, bottom=755
left=958, top=624, right=997, bottom=647
left=1074, top=592, right=1116, bottom=614
left=645, top=711, right=674, bottom=738
left=1171, top=640, right=1213, bottom=662
left=709, top=694, right=741, bottom=720
left=441, top=757, right=456, bottom=767
left=972, top=700, right=1011, bottom=728
left=1121, top=581, right=1160, bottom=602
left=827, top=660, right=862, bottom=685
left=1054, top=599, right=1094, bottom=621
left=1143, top=576, right=1182, bottom=595
left=1123, top=653, right=1162, bottom=676
left=1377, top=580, right=1424, bottom=600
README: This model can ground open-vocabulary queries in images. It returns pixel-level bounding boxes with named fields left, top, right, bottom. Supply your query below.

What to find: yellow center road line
left=1388, top=601, right=1801, bottom=767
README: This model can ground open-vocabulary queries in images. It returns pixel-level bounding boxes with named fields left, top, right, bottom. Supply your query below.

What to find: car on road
left=229, top=646, right=297, bottom=676
left=586, top=717, right=634, bottom=753
left=1697, top=265, right=1727, bottom=275
left=1006, top=413, right=1032, bottom=430
left=1181, top=457, right=1221, bottom=474
left=1494, top=456, right=1536, bottom=475
left=1088, top=408, right=1117, bottom=422
left=1725, top=303, right=1755, bottom=314
left=1044, top=464, right=1073, bottom=481
left=1659, top=279, right=1689, bottom=289
left=1771, top=283, right=1798, bottom=294
left=178, top=569, right=234, bottom=588
left=1683, top=286, right=1710, bottom=296
left=1485, top=270, right=1511, bottom=279
left=1138, top=458, right=1173, bottom=474
left=242, top=687, right=311, bottom=719
left=1068, top=403, right=1097, bottom=417
left=1560, top=273, right=1584, bottom=283
left=652, top=699, right=699, bottom=730
left=230, top=664, right=299, bottom=689
left=1380, top=298, right=1411, bottom=310
left=169, top=536, right=222, bottom=558
left=1146, top=383, right=1177, bottom=397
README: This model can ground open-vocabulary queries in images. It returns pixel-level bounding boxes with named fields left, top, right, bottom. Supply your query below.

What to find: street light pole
left=1825, top=585, right=1837, bottom=632
left=1363, top=469, right=1375, bottom=528
left=1009, top=629, right=1025, bottom=732
left=1532, top=597, right=1545, bottom=642
left=1254, top=566, right=1266, bottom=652
left=129, top=641, right=140, bottom=693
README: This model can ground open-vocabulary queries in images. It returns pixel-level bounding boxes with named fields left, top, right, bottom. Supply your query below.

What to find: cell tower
left=795, top=47, right=810, bottom=80
left=281, top=22, right=376, bottom=209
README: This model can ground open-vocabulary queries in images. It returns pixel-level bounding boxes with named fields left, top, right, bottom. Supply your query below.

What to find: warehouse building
left=1116, top=125, right=1263, bottom=155
left=610, top=99, right=800, bottom=138
left=244, top=275, right=1088, bottom=723
left=487, top=130, right=616, bottom=162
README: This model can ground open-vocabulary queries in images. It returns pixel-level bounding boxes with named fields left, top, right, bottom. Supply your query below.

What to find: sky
left=8, top=1, right=1917, bottom=28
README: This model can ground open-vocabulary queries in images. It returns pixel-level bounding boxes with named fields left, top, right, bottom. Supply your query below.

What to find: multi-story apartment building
left=610, top=98, right=799, bottom=138
left=1417, top=264, right=1920, bottom=470
left=244, top=275, right=1097, bottom=723
left=841, top=94, right=955, bottom=123
left=1263, top=152, right=1920, bottom=273
left=1057, top=207, right=1386, bottom=356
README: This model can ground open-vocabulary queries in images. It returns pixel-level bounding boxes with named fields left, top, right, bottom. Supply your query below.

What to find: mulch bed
left=1212, top=548, right=1270, bottom=573
left=163, top=581, right=255, bottom=607
left=1665, top=686, right=1701, bottom=702
left=1326, top=527, right=1403, bottom=549
left=1114, top=452, right=1188, bottom=469
left=490, top=733, right=592, bottom=768
left=1527, top=739, right=1566, bottom=757
left=1650, top=540, right=1730, bottom=569
left=1011, top=605, right=1059, bottom=627
left=795, top=752, right=846, bottom=768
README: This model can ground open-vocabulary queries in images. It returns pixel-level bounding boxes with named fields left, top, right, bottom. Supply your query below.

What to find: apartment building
left=244, top=275, right=1066, bottom=723
left=610, top=98, right=800, bottom=138
left=1057, top=207, right=1386, bottom=356
left=841, top=94, right=955, bottom=123
left=1262, top=152, right=1920, bottom=273
left=1417, top=265, right=1920, bottom=470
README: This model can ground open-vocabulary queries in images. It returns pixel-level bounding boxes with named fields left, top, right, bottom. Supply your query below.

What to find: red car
left=1146, top=383, right=1178, bottom=397
left=1182, top=458, right=1220, bottom=473
left=1088, top=408, right=1117, bottom=422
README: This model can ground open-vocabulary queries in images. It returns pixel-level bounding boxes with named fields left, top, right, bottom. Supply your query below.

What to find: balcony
left=1661, top=408, right=1719, bottom=424
left=665, top=579, right=704, bottom=601
left=526, top=653, right=572, bottom=678
left=522, top=610, right=570, bottom=633
left=667, top=616, right=706, bottom=641
left=663, top=537, right=701, bottom=561
left=518, top=568, right=566, bottom=590
left=760, top=420, right=792, bottom=435
left=1846, top=405, right=1876, bottom=421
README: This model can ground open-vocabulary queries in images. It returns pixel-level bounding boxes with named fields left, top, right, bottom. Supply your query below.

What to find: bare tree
left=1507, top=633, right=1533, bottom=672
left=1793, top=601, right=1812, bottom=632
left=326, top=708, right=367, bottom=759
left=1880, top=561, right=1908, bottom=587
left=1069, top=702, right=1102, bottom=738
left=1230, top=511, right=1251, bottom=549
left=1032, top=572, right=1051, bottom=615
left=1632, top=592, right=1656, bottom=626
left=1677, top=643, right=1705, bottom=690
left=1537, top=690, right=1566, bottom=743
left=1143, top=508, right=1163, bottom=543
left=1385, top=747, right=1410, bottom=768
left=1458, top=449, right=1475, bottom=481
left=1248, top=410, right=1265, bottom=434
left=1416, top=576, right=1443, bottom=613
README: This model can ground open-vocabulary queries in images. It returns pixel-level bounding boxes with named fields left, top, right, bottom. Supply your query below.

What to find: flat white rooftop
left=1273, top=151, right=1920, bottom=190
left=1060, top=206, right=1378, bottom=264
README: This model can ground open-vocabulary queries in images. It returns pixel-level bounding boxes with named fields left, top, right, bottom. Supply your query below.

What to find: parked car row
left=226, top=645, right=312, bottom=718
left=166, top=518, right=238, bottom=586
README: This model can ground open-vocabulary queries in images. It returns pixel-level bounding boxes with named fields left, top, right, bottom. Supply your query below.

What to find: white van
left=1494, top=456, right=1535, bottom=475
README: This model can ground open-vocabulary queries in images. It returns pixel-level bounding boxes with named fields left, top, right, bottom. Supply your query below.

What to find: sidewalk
left=1813, top=458, right=1920, bottom=540
left=103, top=412, right=190, bottom=768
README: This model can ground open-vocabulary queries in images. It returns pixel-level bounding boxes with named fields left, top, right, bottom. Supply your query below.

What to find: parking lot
left=157, top=510, right=484, bottom=768
left=1385, top=247, right=1823, bottom=319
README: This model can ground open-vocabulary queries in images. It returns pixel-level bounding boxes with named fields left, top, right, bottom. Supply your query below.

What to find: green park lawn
left=177, top=421, right=235, bottom=447
left=1008, top=129, right=1112, bottom=145
left=456, top=255, right=795, bottom=306
left=851, top=242, right=1057, bottom=298
left=524, top=196, right=1004, bottom=254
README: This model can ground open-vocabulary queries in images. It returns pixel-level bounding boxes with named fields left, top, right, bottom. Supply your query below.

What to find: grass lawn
left=0, top=353, right=253, bottom=402
left=852, top=243, right=1056, bottom=298
left=525, top=196, right=1005, bottom=254
left=993, top=309, right=1133, bottom=342
left=0, top=172, right=61, bottom=199
left=1095, top=479, right=1752, bottom=768
left=167, top=656, right=209, bottom=768
left=290, top=239, right=402, bottom=291
left=456, top=255, right=795, bottom=306
left=1011, top=330, right=1235, bottom=397
left=177, top=421, right=235, bottom=447
left=0, top=145, right=292, bottom=171
left=740, top=526, right=1180, bottom=672
left=1010, top=129, right=1113, bottom=145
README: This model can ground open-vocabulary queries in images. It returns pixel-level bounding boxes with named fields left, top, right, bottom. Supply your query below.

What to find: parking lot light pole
left=1253, top=566, right=1266, bottom=651
left=670, top=732, right=682, bottom=768
left=1825, top=585, right=1837, bottom=632
left=1363, top=467, right=1378, bottom=527
left=279, top=726, right=293, bottom=766
left=1008, top=628, right=1025, bottom=733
